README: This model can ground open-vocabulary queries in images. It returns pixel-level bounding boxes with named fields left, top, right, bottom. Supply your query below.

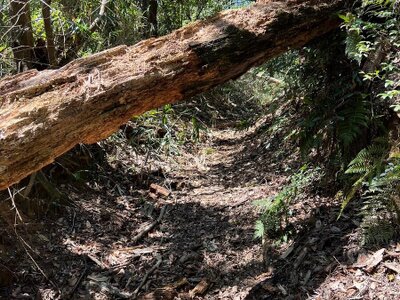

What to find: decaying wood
left=149, top=183, right=170, bottom=198
left=0, top=0, right=349, bottom=190
left=131, top=205, right=167, bottom=244
left=189, top=279, right=209, bottom=297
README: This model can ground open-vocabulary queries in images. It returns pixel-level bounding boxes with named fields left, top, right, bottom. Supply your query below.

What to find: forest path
left=64, top=123, right=290, bottom=299
left=2, top=121, right=290, bottom=299
left=151, top=126, right=287, bottom=299
left=3, top=118, right=398, bottom=299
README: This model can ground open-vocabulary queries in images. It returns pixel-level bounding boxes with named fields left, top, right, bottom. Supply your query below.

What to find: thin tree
left=141, top=0, right=158, bottom=38
left=41, top=0, right=57, bottom=67
left=9, top=0, right=35, bottom=72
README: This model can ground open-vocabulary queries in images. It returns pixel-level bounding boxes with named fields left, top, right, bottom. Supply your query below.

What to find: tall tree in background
left=141, top=0, right=158, bottom=37
left=41, top=0, right=57, bottom=67
left=59, top=0, right=110, bottom=65
left=9, top=0, right=35, bottom=72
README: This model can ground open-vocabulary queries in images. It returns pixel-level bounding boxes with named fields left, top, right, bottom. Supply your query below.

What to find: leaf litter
left=0, top=115, right=399, bottom=299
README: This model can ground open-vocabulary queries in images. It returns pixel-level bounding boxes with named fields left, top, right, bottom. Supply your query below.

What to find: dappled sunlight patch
left=105, top=246, right=165, bottom=267
left=63, top=238, right=103, bottom=256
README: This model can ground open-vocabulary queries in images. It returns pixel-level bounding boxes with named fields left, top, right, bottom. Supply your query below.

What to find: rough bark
left=0, top=0, right=349, bottom=190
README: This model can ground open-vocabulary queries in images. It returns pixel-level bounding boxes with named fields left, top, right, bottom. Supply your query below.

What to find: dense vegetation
left=251, top=0, right=400, bottom=248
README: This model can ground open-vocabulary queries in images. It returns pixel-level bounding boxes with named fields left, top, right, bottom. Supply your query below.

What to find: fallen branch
left=132, top=255, right=163, bottom=298
left=131, top=205, right=167, bottom=244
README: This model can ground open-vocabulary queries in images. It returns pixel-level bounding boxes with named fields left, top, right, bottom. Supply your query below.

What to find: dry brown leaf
left=384, top=262, right=400, bottom=274
left=150, top=183, right=170, bottom=198
left=140, top=287, right=178, bottom=300
left=261, top=283, right=278, bottom=293
left=173, top=277, right=189, bottom=289
left=189, top=279, right=209, bottom=297
left=365, top=249, right=385, bottom=273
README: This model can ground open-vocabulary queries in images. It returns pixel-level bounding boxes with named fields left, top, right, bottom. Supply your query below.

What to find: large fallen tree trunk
left=0, top=0, right=349, bottom=190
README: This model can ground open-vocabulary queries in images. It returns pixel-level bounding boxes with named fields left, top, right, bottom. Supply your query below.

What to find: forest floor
left=1, top=114, right=400, bottom=299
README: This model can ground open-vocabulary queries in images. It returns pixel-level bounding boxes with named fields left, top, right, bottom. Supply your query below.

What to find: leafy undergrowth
left=0, top=95, right=400, bottom=300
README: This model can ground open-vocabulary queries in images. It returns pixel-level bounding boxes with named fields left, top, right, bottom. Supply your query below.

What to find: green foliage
left=341, top=0, right=400, bottom=105
left=258, top=31, right=377, bottom=165
left=254, top=165, right=321, bottom=239
left=126, top=104, right=208, bottom=156
left=335, top=0, right=400, bottom=225
left=359, top=159, right=400, bottom=245
left=339, top=137, right=389, bottom=216
left=337, top=98, right=370, bottom=148
left=346, top=137, right=388, bottom=176
left=157, top=0, right=231, bottom=34
left=361, top=218, right=396, bottom=246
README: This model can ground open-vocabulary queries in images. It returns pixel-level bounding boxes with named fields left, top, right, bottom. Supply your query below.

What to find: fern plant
left=346, top=137, right=388, bottom=175
left=340, top=137, right=389, bottom=215
left=336, top=98, right=370, bottom=148
left=359, top=159, right=400, bottom=245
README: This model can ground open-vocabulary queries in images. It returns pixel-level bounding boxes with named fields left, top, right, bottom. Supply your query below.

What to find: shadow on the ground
left=0, top=120, right=368, bottom=300
left=244, top=202, right=363, bottom=300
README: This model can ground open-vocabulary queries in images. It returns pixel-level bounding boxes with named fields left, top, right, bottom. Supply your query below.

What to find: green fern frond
left=345, top=29, right=363, bottom=63
left=361, top=217, right=395, bottom=246
left=357, top=158, right=400, bottom=245
left=337, top=99, right=370, bottom=147
left=255, top=166, right=322, bottom=238
left=340, top=139, right=389, bottom=217
left=338, top=173, right=368, bottom=219
left=254, top=220, right=265, bottom=239
left=346, top=141, right=388, bottom=175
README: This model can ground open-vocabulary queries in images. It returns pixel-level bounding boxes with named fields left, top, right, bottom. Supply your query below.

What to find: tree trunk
left=41, top=0, right=57, bottom=67
left=0, top=0, right=349, bottom=190
left=148, top=0, right=158, bottom=37
left=141, top=0, right=158, bottom=37
left=9, top=0, right=35, bottom=72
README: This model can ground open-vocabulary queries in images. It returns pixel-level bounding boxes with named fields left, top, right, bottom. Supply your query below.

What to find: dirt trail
left=2, top=122, right=400, bottom=299
left=155, top=127, right=286, bottom=299
left=0, top=124, right=288, bottom=299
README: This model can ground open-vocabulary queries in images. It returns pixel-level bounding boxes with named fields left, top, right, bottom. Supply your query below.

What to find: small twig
left=66, top=257, right=88, bottom=299
left=131, top=205, right=167, bottom=244
left=8, top=187, right=23, bottom=222
left=0, top=261, right=16, bottom=278
left=132, top=255, right=162, bottom=298
left=139, top=150, right=152, bottom=182
left=22, top=172, right=37, bottom=199
left=87, top=253, right=107, bottom=269
left=70, top=209, right=76, bottom=233
left=223, top=197, right=251, bottom=209
left=14, top=228, right=58, bottom=288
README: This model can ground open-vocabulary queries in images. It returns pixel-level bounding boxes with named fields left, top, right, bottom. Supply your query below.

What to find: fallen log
left=0, top=0, right=349, bottom=190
